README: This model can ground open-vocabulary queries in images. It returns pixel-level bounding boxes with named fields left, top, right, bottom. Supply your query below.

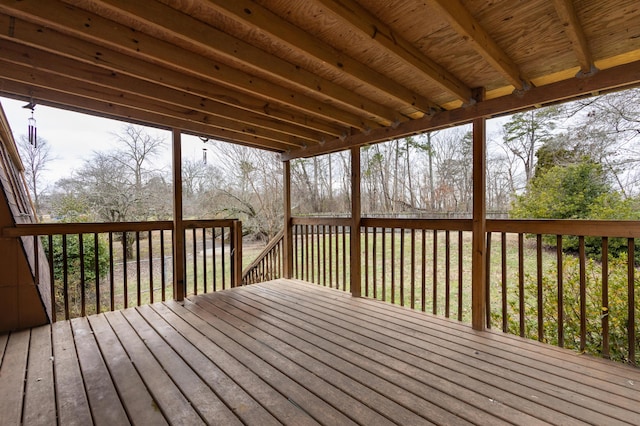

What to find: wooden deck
left=1, top=279, right=639, bottom=426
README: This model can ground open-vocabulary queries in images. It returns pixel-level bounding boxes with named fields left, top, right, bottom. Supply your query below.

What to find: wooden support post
left=350, top=146, right=362, bottom=297
left=232, top=220, right=243, bottom=287
left=172, top=129, right=185, bottom=301
left=471, top=89, right=487, bottom=330
left=283, top=160, right=294, bottom=278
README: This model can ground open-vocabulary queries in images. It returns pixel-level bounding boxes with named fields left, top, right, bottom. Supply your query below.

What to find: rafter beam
left=283, top=60, right=640, bottom=160
left=0, top=39, right=330, bottom=145
left=314, top=0, right=472, bottom=103
left=429, top=0, right=528, bottom=90
left=63, top=0, right=404, bottom=125
left=202, top=0, right=439, bottom=117
left=552, top=0, right=594, bottom=74
left=0, top=4, right=375, bottom=132
left=0, top=72, right=299, bottom=152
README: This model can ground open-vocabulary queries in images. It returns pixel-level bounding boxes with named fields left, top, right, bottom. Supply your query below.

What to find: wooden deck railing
left=246, top=216, right=639, bottom=365
left=242, top=229, right=284, bottom=285
left=3, top=219, right=242, bottom=321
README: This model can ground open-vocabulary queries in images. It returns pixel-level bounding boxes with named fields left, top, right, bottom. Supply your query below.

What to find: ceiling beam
left=64, top=0, right=404, bottom=126
left=0, top=79, right=293, bottom=152
left=0, top=66, right=303, bottom=151
left=283, top=60, right=640, bottom=160
left=201, top=0, right=439, bottom=118
left=552, top=0, right=594, bottom=74
left=428, top=0, right=528, bottom=90
left=0, top=3, right=376, bottom=132
left=314, top=0, right=472, bottom=103
left=0, top=39, right=330, bottom=145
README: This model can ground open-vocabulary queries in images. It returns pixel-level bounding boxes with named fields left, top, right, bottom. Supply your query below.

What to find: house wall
left=0, top=104, right=48, bottom=332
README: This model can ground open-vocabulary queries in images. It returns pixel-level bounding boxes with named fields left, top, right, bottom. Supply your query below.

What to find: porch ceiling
left=0, top=0, right=639, bottom=158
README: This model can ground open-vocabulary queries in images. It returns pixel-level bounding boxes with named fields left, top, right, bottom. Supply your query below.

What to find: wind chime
left=23, top=100, right=37, bottom=148
left=199, top=136, right=209, bottom=165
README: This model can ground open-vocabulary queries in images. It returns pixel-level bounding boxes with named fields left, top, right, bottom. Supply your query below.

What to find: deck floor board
left=1, top=278, right=639, bottom=425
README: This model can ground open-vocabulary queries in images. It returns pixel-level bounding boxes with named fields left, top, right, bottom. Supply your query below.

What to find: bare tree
left=17, top=134, right=53, bottom=219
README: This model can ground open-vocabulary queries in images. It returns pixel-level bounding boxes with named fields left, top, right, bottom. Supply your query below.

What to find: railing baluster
left=122, top=232, right=128, bottom=309
left=579, top=236, right=586, bottom=353
left=136, top=231, right=141, bottom=306
left=381, top=227, right=387, bottom=302
left=109, top=232, right=114, bottom=311
left=322, top=225, right=327, bottom=286
left=148, top=230, right=154, bottom=304
left=391, top=227, right=396, bottom=304
left=421, top=229, right=426, bottom=312
left=212, top=228, right=217, bottom=291
left=221, top=227, right=226, bottom=290
left=400, top=228, right=405, bottom=306
left=365, top=226, right=369, bottom=296
left=192, top=228, right=197, bottom=295
left=432, top=230, right=437, bottom=315
left=342, top=225, right=347, bottom=291
left=410, top=229, right=415, bottom=310
left=445, top=230, right=450, bottom=318
left=601, top=237, right=609, bottom=358
left=48, top=235, right=55, bottom=322
left=518, top=233, right=524, bottom=337
left=62, top=234, right=69, bottom=320
left=557, top=235, right=563, bottom=347
left=160, top=230, right=166, bottom=301
left=537, top=234, right=543, bottom=342
left=485, top=232, right=491, bottom=327
left=628, top=238, right=635, bottom=365
left=202, top=228, right=207, bottom=293
left=79, top=233, right=85, bottom=317
left=501, top=232, right=507, bottom=333
left=94, top=233, right=100, bottom=314
left=372, top=226, right=377, bottom=299
left=461, top=231, right=466, bottom=323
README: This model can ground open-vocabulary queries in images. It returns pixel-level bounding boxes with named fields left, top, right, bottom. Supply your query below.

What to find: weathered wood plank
left=71, top=317, right=129, bottom=426
left=152, top=302, right=315, bottom=426
left=0, top=330, right=30, bottom=425
left=187, top=295, right=418, bottom=425
left=137, top=304, right=281, bottom=426
left=87, top=314, right=168, bottom=426
left=170, top=299, right=360, bottom=425
left=23, top=325, right=56, bottom=426
left=218, top=288, right=544, bottom=425
left=119, top=307, right=242, bottom=426
left=267, top=280, right=640, bottom=423
left=103, top=310, right=205, bottom=425
left=52, top=321, right=93, bottom=426
left=201, top=291, right=478, bottom=425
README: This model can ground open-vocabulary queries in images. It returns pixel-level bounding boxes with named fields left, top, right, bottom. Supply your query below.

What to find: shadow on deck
left=1, top=279, right=639, bottom=425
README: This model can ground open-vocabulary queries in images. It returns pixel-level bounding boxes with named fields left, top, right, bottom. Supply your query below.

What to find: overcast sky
left=0, top=95, right=206, bottom=184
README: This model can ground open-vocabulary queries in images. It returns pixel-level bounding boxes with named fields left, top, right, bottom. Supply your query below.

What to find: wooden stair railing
left=242, top=229, right=284, bottom=285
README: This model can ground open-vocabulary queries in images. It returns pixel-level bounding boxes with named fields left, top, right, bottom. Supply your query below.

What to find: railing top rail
left=2, top=219, right=239, bottom=237
left=487, top=219, right=640, bottom=238
left=362, top=217, right=473, bottom=231
left=291, top=217, right=352, bottom=226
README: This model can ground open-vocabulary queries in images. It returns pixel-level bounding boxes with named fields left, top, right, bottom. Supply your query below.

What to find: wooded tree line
left=19, top=88, right=640, bottom=241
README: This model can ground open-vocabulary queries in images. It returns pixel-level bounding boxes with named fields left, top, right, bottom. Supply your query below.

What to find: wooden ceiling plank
left=0, top=78, right=292, bottom=152
left=0, top=61, right=308, bottom=148
left=0, top=38, right=330, bottom=144
left=429, top=0, right=527, bottom=90
left=202, top=0, right=439, bottom=115
left=66, top=0, right=404, bottom=125
left=314, top=0, right=472, bottom=103
left=0, top=3, right=374, bottom=131
left=283, top=59, right=640, bottom=160
left=552, top=0, right=594, bottom=74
